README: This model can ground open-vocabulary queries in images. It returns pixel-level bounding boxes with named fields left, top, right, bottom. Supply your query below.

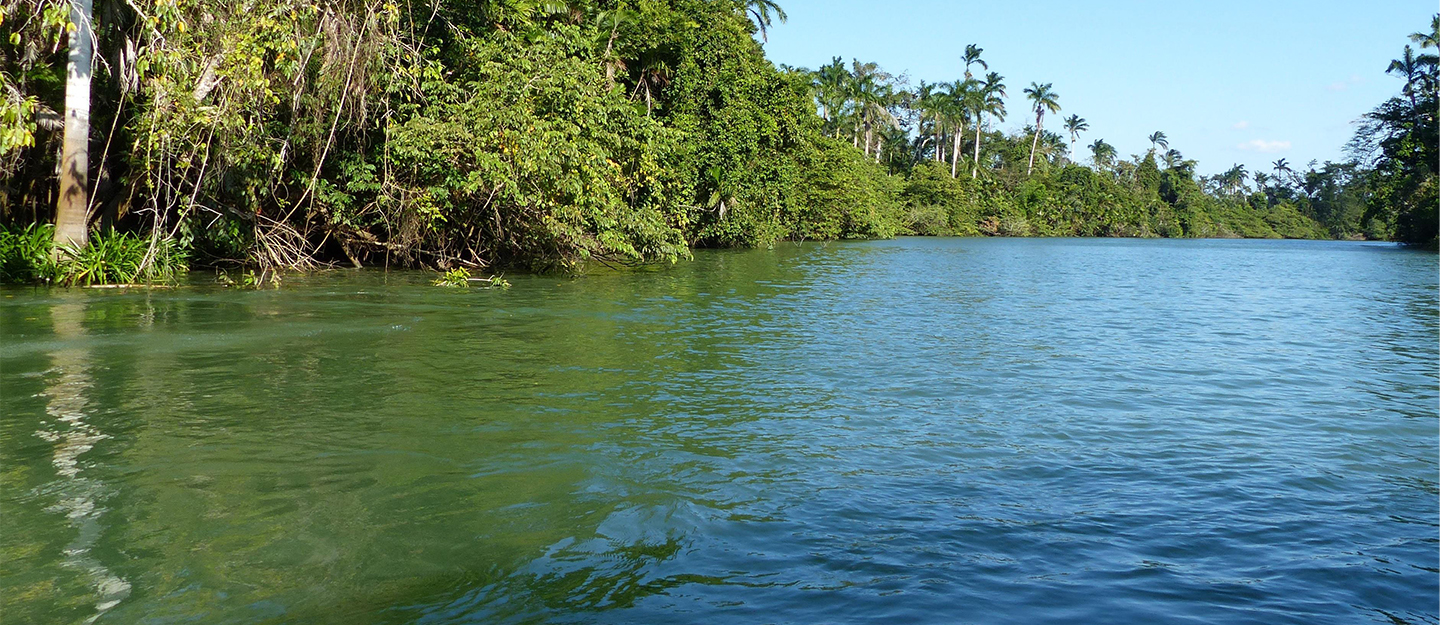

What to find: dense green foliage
left=1, top=3, right=1433, bottom=283
left=0, top=223, right=187, bottom=284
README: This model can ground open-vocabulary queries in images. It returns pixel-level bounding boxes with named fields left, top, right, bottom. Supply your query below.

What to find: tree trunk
left=935, top=122, right=944, bottom=162
left=56, top=0, right=94, bottom=252
left=1027, top=114, right=1042, bottom=175
left=951, top=129, right=962, bottom=178
left=972, top=120, right=983, bottom=179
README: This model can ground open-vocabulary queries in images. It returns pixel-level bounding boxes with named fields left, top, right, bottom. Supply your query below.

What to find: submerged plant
left=432, top=267, right=510, bottom=289
left=432, top=267, right=471, bottom=287
left=217, top=269, right=276, bottom=289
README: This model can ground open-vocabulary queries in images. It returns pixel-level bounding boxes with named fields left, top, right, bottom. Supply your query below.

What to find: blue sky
left=759, top=0, right=1434, bottom=176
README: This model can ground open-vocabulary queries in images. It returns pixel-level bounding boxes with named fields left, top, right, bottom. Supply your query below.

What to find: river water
left=2, top=238, right=1436, bottom=624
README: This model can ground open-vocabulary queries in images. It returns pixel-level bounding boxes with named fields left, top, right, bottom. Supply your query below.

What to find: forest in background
left=1, top=1, right=1435, bottom=284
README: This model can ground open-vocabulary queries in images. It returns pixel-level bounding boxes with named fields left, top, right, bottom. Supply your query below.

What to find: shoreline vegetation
left=1, top=2, right=1436, bottom=286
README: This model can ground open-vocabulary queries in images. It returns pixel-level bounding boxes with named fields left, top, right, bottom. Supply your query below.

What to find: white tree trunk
left=951, top=128, right=962, bottom=178
left=934, top=122, right=943, bottom=162
left=1027, top=114, right=1042, bottom=175
left=55, top=0, right=93, bottom=251
left=972, top=120, right=983, bottom=178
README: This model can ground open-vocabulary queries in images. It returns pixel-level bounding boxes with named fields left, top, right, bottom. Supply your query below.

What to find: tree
left=1162, top=149, right=1184, bottom=170
left=1220, top=164, right=1249, bottom=196
left=941, top=79, right=975, bottom=177
left=1147, top=131, right=1168, bottom=156
left=595, top=9, right=635, bottom=83
left=1387, top=45, right=1427, bottom=107
left=847, top=60, right=897, bottom=158
left=962, top=44, right=986, bottom=79
left=972, top=72, right=1006, bottom=178
left=55, top=0, right=93, bottom=252
left=744, top=0, right=788, bottom=42
left=912, top=82, right=941, bottom=161
left=631, top=54, right=673, bottom=115
left=1063, top=115, right=1088, bottom=157
left=1410, top=15, right=1439, bottom=53
left=1089, top=139, right=1116, bottom=170
left=812, top=56, right=850, bottom=135
left=1253, top=171, right=1270, bottom=195
left=1023, top=82, right=1060, bottom=175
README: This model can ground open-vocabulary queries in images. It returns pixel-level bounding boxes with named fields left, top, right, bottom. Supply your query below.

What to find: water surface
left=3, top=237, right=1436, bottom=624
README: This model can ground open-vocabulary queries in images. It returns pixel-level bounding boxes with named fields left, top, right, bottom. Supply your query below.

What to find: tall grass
left=0, top=225, right=189, bottom=286
left=0, top=223, right=58, bottom=283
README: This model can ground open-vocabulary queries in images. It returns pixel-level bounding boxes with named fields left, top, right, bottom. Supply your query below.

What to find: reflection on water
left=35, top=300, right=131, bottom=622
left=1, top=238, right=1436, bottom=625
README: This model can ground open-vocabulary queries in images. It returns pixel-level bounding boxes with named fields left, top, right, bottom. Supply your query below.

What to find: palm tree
left=1410, top=15, right=1439, bottom=50
left=1387, top=45, right=1432, bottom=107
left=744, top=0, right=787, bottom=42
left=1271, top=157, right=1293, bottom=188
left=962, top=44, right=987, bottom=79
left=1089, top=139, right=1116, bottom=170
left=1253, top=171, right=1270, bottom=194
left=704, top=166, right=734, bottom=220
left=941, top=79, right=975, bottom=177
left=1036, top=131, right=1066, bottom=169
left=1162, top=149, right=1184, bottom=170
left=1023, top=82, right=1060, bottom=175
left=55, top=0, right=94, bottom=252
left=1147, top=131, right=1168, bottom=156
left=972, top=72, right=1006, bottom=179
left=913, top=82, right=941, bottom=161
left=846, top=60, right=879, bottom=150
left=1221, top=164, right=1249, bottom=196
left=869, top=83, right=902, bottom=162
left=595, top=10, right=635, bottom=83
left=1063, top=115, right=1088, bottom=157
left=631, top=54, right=673, bottom=115
left=813, top=57, right=849, bottom=136
left=914, top=81, right=951, bottom=164
left=847, top=61, right=897, bottom=159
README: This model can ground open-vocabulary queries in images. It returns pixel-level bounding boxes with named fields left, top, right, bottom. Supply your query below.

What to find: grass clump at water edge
left=0, top=224, right=189, bottom=286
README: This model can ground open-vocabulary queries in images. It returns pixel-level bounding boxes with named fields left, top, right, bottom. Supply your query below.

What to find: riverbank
left=5, top=5, right=1430, bottom=281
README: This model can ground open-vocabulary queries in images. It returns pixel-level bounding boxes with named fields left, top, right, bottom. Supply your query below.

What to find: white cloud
left=1327, top=75, right=1365, bottom=92
left=1237, top=139, right=1292, bottom=153
left=1232, top=120, right=1250, bottom=130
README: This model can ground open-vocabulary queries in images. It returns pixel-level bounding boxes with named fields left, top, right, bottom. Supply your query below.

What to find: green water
left=3, top=238, right=1437, bottom=624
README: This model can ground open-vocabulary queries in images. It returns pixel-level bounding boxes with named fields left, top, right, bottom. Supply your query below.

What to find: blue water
left=2, top=237, right=1436, bottom=624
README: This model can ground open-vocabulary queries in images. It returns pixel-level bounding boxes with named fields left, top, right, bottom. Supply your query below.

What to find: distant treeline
left=1, top=2, right=1434, bottom=283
